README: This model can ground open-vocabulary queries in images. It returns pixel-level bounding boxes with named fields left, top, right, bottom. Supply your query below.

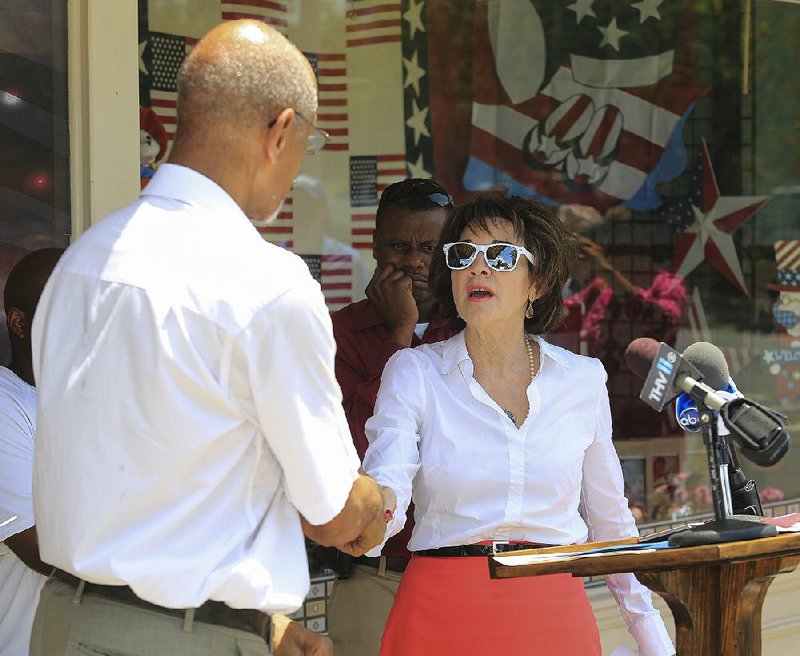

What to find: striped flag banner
left=349, top=154, right=406, bottom=249
left=148, top=34, right=198, bottom=148
left=256, top=195, right=293, bottom=250
left=317, top=53, right=349, bottom=152
left=221, top=0, right=288, bottom=32
left=302, top=254, right=355, bottom=312
left=685, top=287, right=757, bottom=377
left=345, top=1, right=402, bottom=49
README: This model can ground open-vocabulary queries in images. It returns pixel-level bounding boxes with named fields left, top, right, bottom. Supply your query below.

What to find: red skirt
left=379, top=553, right=602, bottom=656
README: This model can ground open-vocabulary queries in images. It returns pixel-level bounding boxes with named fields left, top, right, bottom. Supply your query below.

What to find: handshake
left=301, top=471, right=398, bottom=557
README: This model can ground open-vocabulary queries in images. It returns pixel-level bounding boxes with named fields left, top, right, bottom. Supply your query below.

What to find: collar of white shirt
left=142, top=163, right=253, bottom=229
left=440, top=332, right=574, bottom=375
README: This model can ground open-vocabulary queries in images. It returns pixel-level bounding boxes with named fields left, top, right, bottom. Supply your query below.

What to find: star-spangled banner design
left=461, top=0, right=708, bottom=212
left=402, top=0, right=433, bottom=178
left=662, top=140, right=770, bottom=295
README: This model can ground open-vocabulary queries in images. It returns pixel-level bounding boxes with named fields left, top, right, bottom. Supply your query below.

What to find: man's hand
left=301, top=472, right=383, bottom=548
left=336, top=484, right=397, bottom=557
left=365, top=264, right=418, bottom=346
left=272, top=614, right=333, bottom=656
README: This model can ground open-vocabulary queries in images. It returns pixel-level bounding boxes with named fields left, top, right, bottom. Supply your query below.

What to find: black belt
left=416, top=543, right=547, bottom=557
left=52, top=569, right=269, bottom=639
left=353, top=555, right=410, bottom=573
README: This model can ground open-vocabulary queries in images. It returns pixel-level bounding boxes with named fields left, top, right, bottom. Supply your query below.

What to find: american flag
left=349, top=154, right=406, bottom=249
left=463, top=0, right=708, bottom=212
left=683, top=287, right=757, bottom=377
left=345, top=0, right=402, bottom=49
left=303, top=254, right=355, bottom=312
left=145, top=33, right=198, bottom=147
left=256, top=194, right=294, bottom=249
left=221, top=0, right=288, bottom=32
left=314, top=53, right=349, bottom=152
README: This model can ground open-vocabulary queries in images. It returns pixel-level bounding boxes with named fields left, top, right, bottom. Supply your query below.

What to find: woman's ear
left=6, top=307, right=26, bottom=340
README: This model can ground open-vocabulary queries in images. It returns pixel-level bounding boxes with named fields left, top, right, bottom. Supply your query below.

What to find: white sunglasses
left=442, top=242, right=535, bottom=272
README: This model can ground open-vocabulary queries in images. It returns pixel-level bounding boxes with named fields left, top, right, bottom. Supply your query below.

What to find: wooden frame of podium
left=488, top=533, right=800, bottom=655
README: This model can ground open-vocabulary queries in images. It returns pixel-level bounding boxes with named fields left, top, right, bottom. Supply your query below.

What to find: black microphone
left=624, top=338, right=790, bottom=468
left=681, top=343, right=762, bottom=516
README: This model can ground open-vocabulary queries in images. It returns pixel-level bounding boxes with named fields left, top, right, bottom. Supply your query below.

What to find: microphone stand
left=669, top=406, right=776, bottom=547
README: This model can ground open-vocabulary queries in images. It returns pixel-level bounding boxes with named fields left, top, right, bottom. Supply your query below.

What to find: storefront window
left=136, top=0, right=800, bottom=527
left=0, top=0, right=70, bottom=361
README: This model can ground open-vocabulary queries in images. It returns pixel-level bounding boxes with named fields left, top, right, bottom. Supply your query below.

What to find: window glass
left=136, top=0, right=800, bottom=527
left=0, top=0, right=70, bottom=362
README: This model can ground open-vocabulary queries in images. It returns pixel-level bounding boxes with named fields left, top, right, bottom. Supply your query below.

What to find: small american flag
left=349, top=154, right=406, bottom=250
left=315, top=53, right=349, bottom=152
left=257, top=194, right=294, bottom=249
left=303, top=254, right=355, bottom=312
left=146, top=33, right=198, bottom=147
left=345, top=1, right=402, bottom=49
left=221, top=0, right=288, bottom=33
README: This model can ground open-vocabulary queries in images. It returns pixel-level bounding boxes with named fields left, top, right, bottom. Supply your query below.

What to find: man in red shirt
left=327, top=179, right=456, bottom=655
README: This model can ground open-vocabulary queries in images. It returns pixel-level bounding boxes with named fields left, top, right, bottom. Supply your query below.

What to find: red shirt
left=331, top=299, right=456, bottom=559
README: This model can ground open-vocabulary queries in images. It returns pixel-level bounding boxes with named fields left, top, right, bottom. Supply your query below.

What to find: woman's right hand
left=381, top=485, right=398, bottom=522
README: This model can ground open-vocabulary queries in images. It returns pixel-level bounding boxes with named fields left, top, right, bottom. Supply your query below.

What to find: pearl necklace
left=504, top=338, right=536, bottom=425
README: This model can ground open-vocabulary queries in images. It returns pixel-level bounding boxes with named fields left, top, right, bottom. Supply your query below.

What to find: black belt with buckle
left=52, top=569, right=269, bottom=639
left=415, top=542, right=547, bottom=557
left=353, top=555, right=410, bottom=573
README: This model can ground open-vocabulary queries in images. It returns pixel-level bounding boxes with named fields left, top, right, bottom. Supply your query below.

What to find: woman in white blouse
left=363, top=195, right=674, bottom=656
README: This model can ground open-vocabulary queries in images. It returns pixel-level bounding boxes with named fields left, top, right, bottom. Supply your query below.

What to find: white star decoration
left=139, top=40, right=148, bottom=75
left=672, top=141, right=771, bottom=295
left=567, top=0, right=596, bottom=24
left=632, top=0, right=664, bottom=23
left=404, top=0, right=425, bottom=40
left=406, top=98, right=430, bottom=144
left=598, top=18, right=628, bottom=51
left=403, top=50, right=426, bottom=97
left=407, top=153, right=430, bottom=179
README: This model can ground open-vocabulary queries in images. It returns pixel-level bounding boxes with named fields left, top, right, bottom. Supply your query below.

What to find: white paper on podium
left=492, top=540, right=673, bottom=567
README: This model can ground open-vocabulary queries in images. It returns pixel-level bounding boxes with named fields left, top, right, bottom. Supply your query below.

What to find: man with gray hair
left=30, top=20, right=391, bottom=656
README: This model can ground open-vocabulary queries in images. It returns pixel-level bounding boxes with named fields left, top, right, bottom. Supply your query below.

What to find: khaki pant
left=30, top=578, right=270, bottom=656
left=326, top=563, right=402, bottom=656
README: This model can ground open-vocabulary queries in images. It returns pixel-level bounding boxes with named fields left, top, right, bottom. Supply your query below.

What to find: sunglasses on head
left=442, top=242, right=535, bottom=272
left=380, top=180, right=454, bottom=207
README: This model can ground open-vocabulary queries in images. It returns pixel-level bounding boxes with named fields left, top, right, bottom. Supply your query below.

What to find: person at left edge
left=327, top=179, right=457, bottom=655
left=29, top=20, right=390, bottom=656
left=0, top=249, right=62, bottom=656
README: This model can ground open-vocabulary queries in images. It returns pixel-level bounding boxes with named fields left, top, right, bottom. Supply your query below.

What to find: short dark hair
left=375, top=178, right=453, bottom=233
left=429, top=194, right=578, bottom=335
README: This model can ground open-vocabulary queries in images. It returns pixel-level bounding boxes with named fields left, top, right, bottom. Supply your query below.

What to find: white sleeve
left=581, top=361, right=675, bottom=656
left=244, top=279, right=360, bottom=526
left=362, top=349, right=425, bottom=555
left=0, top=389, right=36, bottom=542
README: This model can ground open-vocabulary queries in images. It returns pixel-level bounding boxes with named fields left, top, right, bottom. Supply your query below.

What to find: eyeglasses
left=442, top=242, right=535, bottom=272
left=268, top=111, right=330, bottom=155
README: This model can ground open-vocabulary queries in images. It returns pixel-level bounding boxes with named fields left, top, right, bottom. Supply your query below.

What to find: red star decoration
left=671, top=141, right=770, bottom=295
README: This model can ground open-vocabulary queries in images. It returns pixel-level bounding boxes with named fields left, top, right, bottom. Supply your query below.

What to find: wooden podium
left=488, top=533, right=800, bottom=655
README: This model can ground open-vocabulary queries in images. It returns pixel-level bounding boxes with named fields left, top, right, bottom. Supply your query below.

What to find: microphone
left=624, top=338, right=790, bottom=467
left=674, top=342, right=741, bottom=433
left=624, top=337, right=727, bottom=412
left=677, top=343, right=762, bottom=516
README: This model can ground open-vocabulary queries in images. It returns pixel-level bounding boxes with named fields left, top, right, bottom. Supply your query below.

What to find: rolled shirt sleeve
left=581, top=361, right=675, bottom=656
left=245, top=279, right=361, bottom=526
left=362, top=349, right=424, bottom=555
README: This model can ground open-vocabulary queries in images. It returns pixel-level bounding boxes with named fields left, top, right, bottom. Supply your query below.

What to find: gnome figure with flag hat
left=140, top=107, right=168, bottom=189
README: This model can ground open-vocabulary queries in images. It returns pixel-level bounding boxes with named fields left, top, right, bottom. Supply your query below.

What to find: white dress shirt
left=0, top=367, right=46, bottom=656
left=31, top=164, right=360, bottom=613
left=363, top=332, right=674, bottom=656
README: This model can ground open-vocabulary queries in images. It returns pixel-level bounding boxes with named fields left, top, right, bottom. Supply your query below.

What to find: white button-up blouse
left=363, top=331, right=674, bottom=656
